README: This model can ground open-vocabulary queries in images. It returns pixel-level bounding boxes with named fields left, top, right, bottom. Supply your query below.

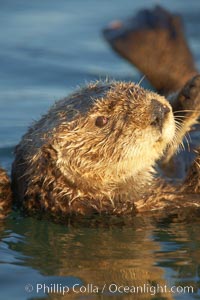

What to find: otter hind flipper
left=103, top=6, right=197, bottom=94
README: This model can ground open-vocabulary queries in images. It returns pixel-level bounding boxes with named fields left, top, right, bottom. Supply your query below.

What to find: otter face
left=55, top=82, right=175, bottom=188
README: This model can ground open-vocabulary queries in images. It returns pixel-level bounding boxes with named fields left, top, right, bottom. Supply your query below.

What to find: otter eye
left=95, top=116, right=108, bottom=128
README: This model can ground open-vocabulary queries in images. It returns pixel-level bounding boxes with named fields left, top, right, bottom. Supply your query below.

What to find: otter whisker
left=186, top=131, right=192, bottom=143
left=167, top=121, right=186, bottom=153
left=174, top=109, right=200, bottom=114
left=174, top=119, right=183, bottom=126
left=137, top=75, right=146, bottom=86
left=174, top=121, right=184, bottom=132
left=174, top=115, right=192, bottom=120
left=184, top=134, right=191, bottom=152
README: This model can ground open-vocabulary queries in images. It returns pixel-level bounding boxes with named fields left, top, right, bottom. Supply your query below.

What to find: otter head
left=54, top=82, right=175, bottom=194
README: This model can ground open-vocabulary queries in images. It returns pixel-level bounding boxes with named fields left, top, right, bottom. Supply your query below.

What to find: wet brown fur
left=0, top=167, right=12, bottom=219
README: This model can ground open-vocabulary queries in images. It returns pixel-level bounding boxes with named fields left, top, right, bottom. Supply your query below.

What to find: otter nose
left=151, top=99, right=170, bottom=131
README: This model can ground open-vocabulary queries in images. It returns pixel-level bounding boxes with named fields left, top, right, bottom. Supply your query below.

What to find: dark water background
left=0, top=0, right=200, bottom=299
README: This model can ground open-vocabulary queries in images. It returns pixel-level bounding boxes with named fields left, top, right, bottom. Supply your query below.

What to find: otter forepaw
left=176, top=75, right=200, bottom=115
left=160, top=75, right=200, bottom=174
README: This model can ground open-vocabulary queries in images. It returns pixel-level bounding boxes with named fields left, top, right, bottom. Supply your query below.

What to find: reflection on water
left=0, top=215, right=200, bottom=299
left=1, top=0, right=200, bottom=299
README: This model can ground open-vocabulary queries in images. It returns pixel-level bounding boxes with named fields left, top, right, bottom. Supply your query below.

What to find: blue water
left=0, top=0, right=200, bottom=299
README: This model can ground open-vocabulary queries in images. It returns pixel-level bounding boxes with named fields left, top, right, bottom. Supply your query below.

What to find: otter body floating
left=10, top=77, right=200, bottom=222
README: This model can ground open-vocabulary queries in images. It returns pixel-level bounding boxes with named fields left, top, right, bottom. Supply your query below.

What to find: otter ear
left=95, top=116, right=108, bottom=128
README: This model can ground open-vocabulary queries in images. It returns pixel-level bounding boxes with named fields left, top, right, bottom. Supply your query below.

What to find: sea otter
left=9, top=74, right=200, bottom=222
left=0, top=6, right=200, bottom=222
